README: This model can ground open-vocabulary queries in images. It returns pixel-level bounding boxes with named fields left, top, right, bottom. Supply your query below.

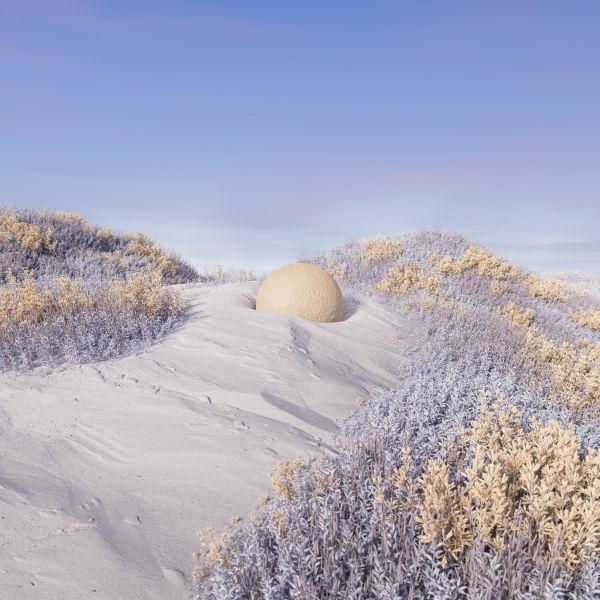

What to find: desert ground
left=0, top=281, right=417, bottom=600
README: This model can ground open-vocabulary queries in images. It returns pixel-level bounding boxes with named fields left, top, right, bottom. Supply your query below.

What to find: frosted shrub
left=0, top=206, right=199, bottom=284
left=202, top=264, right=259, bottom=285
left=0, top=208, right=55, bottom=253
left=0, top=207, right=196, bottom=370
left=525, top=274, right=571, bottom=303
left=418, top=394, right=600, bottom=570
left=359, top=236, right=403, bottom=267
left=572, top=309, right=600, bottom=332
left=0, top=270, right=185, bottom=371
left=499, top=301, right=535, bottom=327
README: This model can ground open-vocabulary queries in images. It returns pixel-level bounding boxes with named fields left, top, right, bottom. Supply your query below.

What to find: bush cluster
left=0, top=206, right=199, bottom=285
left=193, top=232, right=600, bottom=599
left=0, top=207, right=197, bottom=370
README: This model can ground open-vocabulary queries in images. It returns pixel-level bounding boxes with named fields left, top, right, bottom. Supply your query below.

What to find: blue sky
left=1, top=1, right=599, bottom=273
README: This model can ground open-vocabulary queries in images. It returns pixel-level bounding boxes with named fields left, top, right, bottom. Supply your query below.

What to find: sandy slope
left=0, top=282, right=416, bottom=600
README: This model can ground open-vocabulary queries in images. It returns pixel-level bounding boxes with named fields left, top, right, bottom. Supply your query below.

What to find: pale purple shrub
left=0, top=206, right=200, bottom=284
left=0, top=207, right=198, bottom=371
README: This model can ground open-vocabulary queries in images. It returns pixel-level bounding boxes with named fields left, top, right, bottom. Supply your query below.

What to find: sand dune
left=0, top=282, right=415, bottom=600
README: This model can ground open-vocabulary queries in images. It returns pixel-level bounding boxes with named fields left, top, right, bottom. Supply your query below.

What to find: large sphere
left=256, top=263, right=344, bottom=323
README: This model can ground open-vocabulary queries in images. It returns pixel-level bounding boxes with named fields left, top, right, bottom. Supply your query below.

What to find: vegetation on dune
left=0, top=206, right=198, bottom=370
left=194, top=232, right=600, bottom=599
left=4, top=212, right=598, bottom=595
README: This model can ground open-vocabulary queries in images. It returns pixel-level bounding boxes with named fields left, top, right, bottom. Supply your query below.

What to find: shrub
left=359, top=236, right=403, bottom=267
left=0, top=206, right=199, bottom=284
left=0, top=208, right=55, bottom=253
left=430, top=245, right=520, bottom=281
left=499, top=301, right=534, bottom=327
left=526, top=328, right=600, bottom=413
left=0, top=207, right=196, bottom=371
left=0, top=269, right=186, bottom=371
left=418, top=394, right=600, bottom=570
left=204, top=264, right=258, bottom=284
left=525, top=274, right=571, bottom=303
left=572, top=309, right=600, bottom=332
left=372, top=261, right=441, bottom=297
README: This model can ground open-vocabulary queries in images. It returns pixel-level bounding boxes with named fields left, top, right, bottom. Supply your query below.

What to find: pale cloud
left=0, top=0, right=281, bottom=38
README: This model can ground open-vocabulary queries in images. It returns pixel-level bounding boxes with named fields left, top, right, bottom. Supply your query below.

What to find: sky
left=1, top=1, right=599, bottom=273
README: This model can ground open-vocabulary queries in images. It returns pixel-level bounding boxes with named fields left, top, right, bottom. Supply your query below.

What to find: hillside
left=195, top=232, right=600, bottom=599
left=1, top=223, right=599, bottom=598
left=0, top=207, right=198, bottom=370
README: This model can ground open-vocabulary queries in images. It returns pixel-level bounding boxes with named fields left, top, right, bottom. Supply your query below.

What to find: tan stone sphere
left=256, top=262, right=344, bottom=323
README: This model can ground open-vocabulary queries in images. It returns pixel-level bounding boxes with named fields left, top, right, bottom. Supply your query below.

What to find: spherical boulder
left=256, top=262, right=344, bottom=323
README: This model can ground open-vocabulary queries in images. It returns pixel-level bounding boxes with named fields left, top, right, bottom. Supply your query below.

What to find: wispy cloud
left=0, top=0, right=281, bottom=38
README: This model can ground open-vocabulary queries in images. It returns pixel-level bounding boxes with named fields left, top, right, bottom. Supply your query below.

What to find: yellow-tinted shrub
left=50, top=210, right=115, bottom=244
left=127, top=232, right=177, bottom=277
left=325, top=257, right=353, bottom=282
left=490, top=279, right=510, bottom=296
left=0, top=269, right=181, bottom=330
left=571, top=309, right=600, bottom=332
left=212, top=264, right=224, bottom=283
left=526, top=328, right=600, bottom=412
left=210, top=264, right=256, bottom=283
left=499, top=302, right=534, bottom=327
left=0, top=271, right=52, bottom=326
left=431, top=246, right=520, bottom=281
left=373, top=262, right=441, bottom=297
left=104, top=249, right=128, bottom=270
left=360, top=237, right=403, bottom=267
left=55, top=277, right=93, bottom=314
left=196, top=527, right=233, bottom=571
left=327, top=264, right=350, bottom=282
left=112, top=271, right=180, bottom=317
left=97, top=227, right=115, bottom=245
left=0, top=210, right=55, bottom=253
left=417, top=395, right=600, bottom=570
left=271, top=460, right=304, bottom=502
left=53, top=210, right=85, bottom=224
left=525, top=274, right=570, bottom=303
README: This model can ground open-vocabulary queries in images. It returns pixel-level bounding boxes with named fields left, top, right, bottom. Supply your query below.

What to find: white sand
left=0, top=282, right=415, bottom=600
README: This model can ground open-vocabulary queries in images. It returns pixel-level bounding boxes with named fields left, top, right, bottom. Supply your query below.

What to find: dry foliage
left=195, top=232, right=600, bottom=598
left=325, top=257, right=353, bottom=282
left=373, top=261, right=441, bottom=297
left=417, top=394, right=600, bottom=571
left=525, top=274, right=570, bottom=303
left=48, top=210, right=115, bottom=244
left=571, top=308, right=600, bottom=332
left=0, top=271, right=52, bottom=325
left=360, top=236, right=403, bottom=267
left=526, top=328, right=600, bottom=412
left=0, top=209, right=55, bottom=253
left=0, top=269, right=179, bottom=329
left=271, top=460, right=304, bottom=502
left=209, top=264, right=256, bottom=284
left=490, top=279, right=510, bottom=295
left=430, top=245, right=520, bottom=281
left=127, top=232, right=178, bottom=278
left=112, top=271, right=182, bottom=317
left=196, top=527, right=233, bottom=573
left=499, top=301, right=534, bottom=327
left=0, top=207, right=198, bottom=370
